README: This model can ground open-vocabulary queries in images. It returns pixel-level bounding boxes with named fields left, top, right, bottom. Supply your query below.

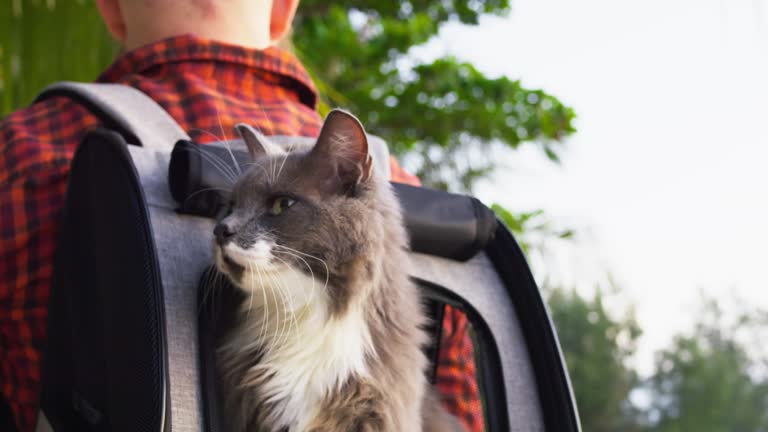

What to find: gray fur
left=214, top=110, right=461, bottom=431
left=235, top=123, right=286, bottom=158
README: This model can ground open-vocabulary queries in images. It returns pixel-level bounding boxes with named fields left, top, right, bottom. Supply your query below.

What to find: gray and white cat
left=213, top=110, right=462, bottom=431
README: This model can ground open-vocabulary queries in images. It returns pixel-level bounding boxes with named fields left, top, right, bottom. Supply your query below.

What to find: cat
left=212, top=109, right=463, bottom=431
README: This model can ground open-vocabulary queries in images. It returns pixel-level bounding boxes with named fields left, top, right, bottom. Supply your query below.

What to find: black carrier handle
left=168, top=140, right=497, bottom=261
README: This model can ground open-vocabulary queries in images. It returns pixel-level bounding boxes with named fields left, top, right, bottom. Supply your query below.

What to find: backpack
left=31, top=82, right=580, bottom=432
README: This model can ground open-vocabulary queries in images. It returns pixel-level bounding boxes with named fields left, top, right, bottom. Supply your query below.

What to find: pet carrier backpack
left=27, top=82, right=580, bottom=432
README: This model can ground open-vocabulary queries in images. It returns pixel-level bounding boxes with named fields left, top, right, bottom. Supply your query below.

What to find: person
left=0, top=1, right=484, bottom=431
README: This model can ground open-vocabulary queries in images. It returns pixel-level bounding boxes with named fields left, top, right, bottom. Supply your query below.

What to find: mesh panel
left=41, top=131, right=167, bottom=432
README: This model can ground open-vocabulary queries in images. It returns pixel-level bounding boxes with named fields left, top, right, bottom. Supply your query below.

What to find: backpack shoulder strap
left=36, top=82, right=392, bottom=179
left=35, top=81, right=190, bottom=151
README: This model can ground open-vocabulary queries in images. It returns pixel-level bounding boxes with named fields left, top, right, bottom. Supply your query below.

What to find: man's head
left=95, top=0, right=300, bottom=51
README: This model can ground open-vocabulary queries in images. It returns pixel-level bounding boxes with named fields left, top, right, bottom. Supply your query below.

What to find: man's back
left=1, top=4, right=482, bottom=431
left=0, top=34, right=324, bottom=431
left=1, top=33, right=482, bottom=431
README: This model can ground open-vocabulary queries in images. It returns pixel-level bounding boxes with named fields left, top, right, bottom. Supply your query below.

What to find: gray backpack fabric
left=33, top=82, right=580, bottom=432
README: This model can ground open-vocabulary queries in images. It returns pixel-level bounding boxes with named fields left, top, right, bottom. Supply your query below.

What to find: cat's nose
left=214, top=222, right=235, bottom=245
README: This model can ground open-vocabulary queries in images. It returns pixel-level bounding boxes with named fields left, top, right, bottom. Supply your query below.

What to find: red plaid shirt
left=0, top=35, right=483, bottom=432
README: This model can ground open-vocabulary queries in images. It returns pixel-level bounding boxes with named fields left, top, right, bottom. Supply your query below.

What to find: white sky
left=418, top=0, right=768, bottom=374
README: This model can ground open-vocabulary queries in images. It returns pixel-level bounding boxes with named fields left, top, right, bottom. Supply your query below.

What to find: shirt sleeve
left=388, top=157, right=485, bottom=432
left=435, top=306, right=486, bottom=432
left=0, top=100, right=95, bottom=432
left=388, top=156, right=422, bottom=186
left=0, top=144, right=70, bottom=432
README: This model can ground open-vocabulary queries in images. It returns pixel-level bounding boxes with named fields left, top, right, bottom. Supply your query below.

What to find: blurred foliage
left=547, top=288, right=643, bottom=432
left=293, top=1, right=576, bottom=189
left=0, top=0, right=117, bottom=115
left=547, top=291, right=768, bottom=432
left=491, top=204, right=573, bottom=255
left=640, top=299, right=768, bottom=432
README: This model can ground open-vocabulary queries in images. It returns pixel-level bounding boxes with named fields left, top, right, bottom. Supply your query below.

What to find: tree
left=0, top=1, right=116, bottom=115
left=491, top=204, right=573, bottom=256
left=292, top=1, right=575, bottom=190
left=642, top=299, right=768, bottom=432
left=546, top=287, right=643, bottom=432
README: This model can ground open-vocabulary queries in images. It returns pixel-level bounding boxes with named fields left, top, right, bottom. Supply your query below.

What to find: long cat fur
left=213, top=110, right=462, bottom=432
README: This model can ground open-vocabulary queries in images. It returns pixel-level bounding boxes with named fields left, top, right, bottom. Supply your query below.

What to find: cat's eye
left=268, top=196, right=296, bottom=215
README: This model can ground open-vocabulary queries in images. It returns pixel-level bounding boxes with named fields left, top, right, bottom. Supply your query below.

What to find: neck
left=122, top=1, right=273, bottom=51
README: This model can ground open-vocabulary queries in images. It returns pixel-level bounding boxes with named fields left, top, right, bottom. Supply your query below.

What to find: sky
left=418, top=0, right=768, bottom=374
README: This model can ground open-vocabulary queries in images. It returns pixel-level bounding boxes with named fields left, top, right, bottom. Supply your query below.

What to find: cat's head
left=213, top=110, right=385, bottom=315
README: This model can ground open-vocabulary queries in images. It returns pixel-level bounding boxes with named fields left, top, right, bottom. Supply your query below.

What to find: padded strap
left=35, top=82, right=190, bottom=151
left=35, top=82, right=391, bottom=177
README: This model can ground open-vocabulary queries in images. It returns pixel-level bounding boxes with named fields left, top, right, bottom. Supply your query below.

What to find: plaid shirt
left=0, top=35, right=483, bottom=432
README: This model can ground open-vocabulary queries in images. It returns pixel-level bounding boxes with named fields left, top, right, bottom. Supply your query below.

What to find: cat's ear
left=311, top=109, right=374, bottom=187
left=235, top=123, right=285, bottom=159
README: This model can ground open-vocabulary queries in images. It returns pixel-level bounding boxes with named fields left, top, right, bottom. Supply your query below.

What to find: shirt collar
left=97, top=34, right=318, bottom=108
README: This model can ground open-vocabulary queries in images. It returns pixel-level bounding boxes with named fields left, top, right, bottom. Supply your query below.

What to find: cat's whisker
left=271, top=245, right=328, bottom=296
left=271, top=254, right=301, bottom=317
left=184, top=127, right=243, bottom=183
left=250, top=264, right=268, bottom=351
left=198, top=147, right=241, bottom=184
left=216, top=104, right=228, bottom=143
left=208, top=268, right=224, bottom=318
left=198, top=267, right=218, bottom=315
left=270, top=243, right=325, bottom=263
left=268, top=255, right=302, bottom=342
left=255, top=102, right=275, bottom=136
left=174, top=146, right=239, bottom=185
left=240, top=160, right=276, bottom=184
left=186, top=142, right=233, bottom=177
left=187, top=127, right=225, bottom=142
left=271, top=251, right=316, bottom=309
left=224, top=142, right=242, bottom=176
left=270, top=151, right=278, bottom=186
left=243, top=107, right=279, bottom=186
left=255, top=264, right=281, bottom=357
left=272, top=245, right=330, bottom=283
left=267, top=266, right=288, bottom=355
left=214, top=269, right=227, bottom=316
left=246, top=263, right=256, bottom=322
left=183, top=187, right=232, bottom=207
left=252, top=112, right=280, bottom=190
left=274, top=140, right=298, bottom=184
left=237, top=162, right=273, bottom=179
left=272, top=268, right=295, bottom=346
left=206, top=267, right=227, bottom=317
left=237, top=162, right=261, bottom=169
left=253, top=264, right=270, bottom=351
left=258, top=264, right=284, bottom=354
left=271, top=246, right=326, bottom=307
left=213, top=104, right=243, bottom=177
left=263, top=265, right=293, bottom=349
left=251, top=102, right=278, bottom=185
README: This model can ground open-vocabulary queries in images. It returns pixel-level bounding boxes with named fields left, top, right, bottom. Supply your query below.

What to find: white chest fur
left=223, top=266, right=375, bottom=431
